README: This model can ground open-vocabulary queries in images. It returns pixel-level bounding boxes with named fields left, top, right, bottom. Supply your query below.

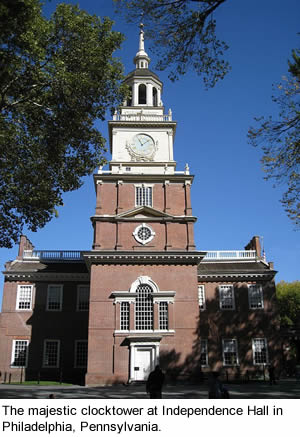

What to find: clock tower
left=84, top=25, right=205, bottom=385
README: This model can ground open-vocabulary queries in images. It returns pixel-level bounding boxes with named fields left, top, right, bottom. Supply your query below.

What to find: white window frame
left=159, top=301, right=169, bottom=330
left=74, top=340, right=88, bottom=368
left=43, top=339, right=60, bottom=368
left=133, top=223, right=155, bottom=245
left=77, top=285, right=90, bottom=311
left=47, top=284, right=63, bottom=311
left=198, top=285, right=206, bottom=310
left=252, top=338, right=269, bottom=365
left=11, top=340, right=29, bottom=368
left=16, top=285, right=33, bottom=310
left=200, top=339, right=208, bottom=367
left=135, top=184, right=153, bottom=207
left=248, top=284, right=264, bottom=309
left=222, top=339, right=239, bottom=366
left=135, top=283, right=154, bottom=331
left=219, top=285, right=235, bottom=310
left=120, top=301, right=130, bottom=331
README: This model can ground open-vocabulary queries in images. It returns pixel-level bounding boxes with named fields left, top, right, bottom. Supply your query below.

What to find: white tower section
left=107, top=24, right=178, bottom=175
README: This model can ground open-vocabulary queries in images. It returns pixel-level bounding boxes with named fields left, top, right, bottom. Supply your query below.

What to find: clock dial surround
left=127, top=133, right=157, bottom=161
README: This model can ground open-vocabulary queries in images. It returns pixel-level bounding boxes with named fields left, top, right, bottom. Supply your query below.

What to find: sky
left=0, top=0, right=299, bottom=306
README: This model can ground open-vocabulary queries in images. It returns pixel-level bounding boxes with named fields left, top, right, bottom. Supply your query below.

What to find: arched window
left=138, top=84, right=146, bottom=104
left=135, top=284, right=153, bottom=330
left=153, top=87, right=158, bottom=106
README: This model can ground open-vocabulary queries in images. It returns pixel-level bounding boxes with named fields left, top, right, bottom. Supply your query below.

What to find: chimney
left=244, top=236, right=261, bottom=258
left=17, top=235, right=34, bottom=259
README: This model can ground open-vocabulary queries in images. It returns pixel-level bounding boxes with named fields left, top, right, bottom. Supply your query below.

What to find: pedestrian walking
left=208, top=371, right=230, bottom=398
left=146, top=365, right=165, bottom=399
left=268, top=364, right=276, bottom=385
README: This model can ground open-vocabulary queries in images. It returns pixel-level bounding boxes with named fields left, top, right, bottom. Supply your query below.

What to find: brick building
left=0, top=26, right=280, bottom=385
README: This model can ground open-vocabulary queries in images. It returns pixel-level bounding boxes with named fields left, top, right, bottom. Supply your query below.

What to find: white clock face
left=130, top=134, right=155, bottom=157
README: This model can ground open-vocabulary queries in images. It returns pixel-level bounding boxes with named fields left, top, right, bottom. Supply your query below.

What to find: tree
left=276, top=280, right=300, bottom=328
left=0, top=0, right=126, bottom=248
left=276, top=280, right=300, bottom=365
left=114, top=0, right=229, bottom=87
left=248, top=49, right=300, bottom=227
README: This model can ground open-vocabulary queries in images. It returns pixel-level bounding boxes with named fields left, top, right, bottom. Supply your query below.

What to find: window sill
left=114, top=329, right=175, bottom=336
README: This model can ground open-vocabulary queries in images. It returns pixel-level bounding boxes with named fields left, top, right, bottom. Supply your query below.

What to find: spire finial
left=134, top=20, right=150, bottom=68
left=139, top=22, right=145, bottom=52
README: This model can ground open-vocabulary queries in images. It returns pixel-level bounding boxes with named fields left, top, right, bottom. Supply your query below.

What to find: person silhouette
left=268, top=364, right=276, bottom=385
left=208, top=372, right=229, bottom=398
left=146, top=365, right=165, bottom=399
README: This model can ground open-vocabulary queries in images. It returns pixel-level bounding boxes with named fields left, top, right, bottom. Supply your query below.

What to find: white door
left=134, top=348, right=152, bottom=381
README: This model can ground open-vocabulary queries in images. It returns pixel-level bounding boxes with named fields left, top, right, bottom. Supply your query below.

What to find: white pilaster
left=133, top=82, right=139, bottom=106
left=146, top=83, right=153, bottom=106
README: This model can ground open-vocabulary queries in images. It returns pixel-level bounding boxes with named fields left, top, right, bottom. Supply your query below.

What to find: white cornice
left=83, top=251, right=205, bottom=268
left=197, top=272, right=276, bottom=281
left=5, top=272, right=90, bottom=282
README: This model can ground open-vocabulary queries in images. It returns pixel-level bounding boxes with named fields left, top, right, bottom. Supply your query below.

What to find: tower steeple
left=134, top=23, right=150, bottom=69
left=108, top=23, right=177, bottom=175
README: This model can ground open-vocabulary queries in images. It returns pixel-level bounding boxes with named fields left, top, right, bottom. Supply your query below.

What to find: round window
left=137, top=226, right=152, bottom=241
left=133, top=223, right=155, bottom=245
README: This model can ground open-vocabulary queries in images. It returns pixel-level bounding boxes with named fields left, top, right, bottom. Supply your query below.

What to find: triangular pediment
left=116, top=206, right=173, bottom=219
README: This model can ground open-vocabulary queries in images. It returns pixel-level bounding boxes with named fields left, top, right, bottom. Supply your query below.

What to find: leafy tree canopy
left=0, top=0, right=126, bottom=248
left=276, top=280, right=300, bottom=328
left=248, top=49, right=300, bottom=228
left=114, top=0, right=229, bottom=87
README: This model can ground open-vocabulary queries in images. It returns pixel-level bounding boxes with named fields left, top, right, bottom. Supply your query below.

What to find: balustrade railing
left=23, top=250, right=84, bottom=261
left=23, top=249, right=257, bottom=261
left=203, top=250, right=257, bottom=260
left=113, top=113, right=172, bottom=122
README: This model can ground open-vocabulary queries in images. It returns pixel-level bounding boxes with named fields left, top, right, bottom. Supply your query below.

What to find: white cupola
left=122, top=23, right=163, bottom=108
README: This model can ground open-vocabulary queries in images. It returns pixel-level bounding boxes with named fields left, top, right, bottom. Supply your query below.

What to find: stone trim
left=91, top=215, right=197, bottom=223
left=4, top=273, right=90, bottom=282
left=114, top=331, right=175, bottom=337
left=94, top=172, right=194, bottom=184
left=197, top=272, right=276, bottom=281
left=83, top=251, right=205, bottom=267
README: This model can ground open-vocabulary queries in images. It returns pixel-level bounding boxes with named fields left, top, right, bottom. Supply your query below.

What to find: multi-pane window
left=219, top=285, right=235, bottom=310
left=74, top=340, right=88, bottom=368
left=252, top=338, right=268, bottom=365
left=135, top=284, right=153, bottom=330
left=11, top=340, right=29, bottom=367
left=159, top=302, right=168, bottom=330
left=198, top=285, right=206, bottom=310
left=223, top=339, right=239, bottom=365
left=136, top=186, right=152, bottom=207
left=248, top=284, right=264, bottom=309
left=200, top=339, right=208, bottom=366
left=43, top=340, right=60, bottom=367
left=120, top=302, right=130, bottom=330
left=77, top=285, right=89, bottom=311
left=16, top=285, right=33, bottom=310
left=47, top=285, right=63, bottom=311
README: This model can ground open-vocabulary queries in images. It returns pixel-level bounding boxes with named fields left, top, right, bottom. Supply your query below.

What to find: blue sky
left=0, top=0, right=299, bottom=305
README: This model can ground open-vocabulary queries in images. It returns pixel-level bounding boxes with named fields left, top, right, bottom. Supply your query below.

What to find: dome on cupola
left=123, top=23, right=163, bottom=108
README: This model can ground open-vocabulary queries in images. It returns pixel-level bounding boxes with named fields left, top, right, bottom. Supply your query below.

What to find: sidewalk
left=1, top=379, right=299, bottom=399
